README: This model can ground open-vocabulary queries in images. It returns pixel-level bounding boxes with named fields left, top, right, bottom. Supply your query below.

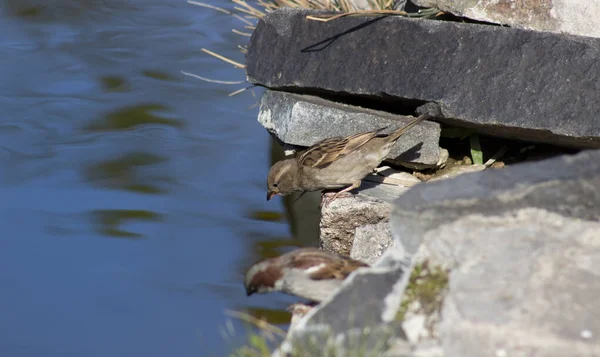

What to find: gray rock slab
left=391, top=149, right=600, bottom=248
left=246, top=9, right=600, bottom=148
left=418, top=210, right=600, bottom=357
left=413, top=0, right=600, bottom=38
left=389, top=149, right=600, bottom=356
left=259, top=90, right=442, bottom=168
left=320, top=187, right=394, bottom=256
left=351, top=222, right=394, bottom=265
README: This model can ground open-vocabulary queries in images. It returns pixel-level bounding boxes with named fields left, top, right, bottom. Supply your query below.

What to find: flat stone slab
left=246, top=9, right=600, bottom=148
left=413, top=0, right=600, bottom=38
left=390, top=149, right=600, bottom=356
left=259, top=90, right=442, bottom=168
left=417, top=210, right=600, bottom=357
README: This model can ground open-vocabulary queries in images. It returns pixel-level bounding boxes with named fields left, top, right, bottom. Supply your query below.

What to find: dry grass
left=185, top=0, right=442, bottom=93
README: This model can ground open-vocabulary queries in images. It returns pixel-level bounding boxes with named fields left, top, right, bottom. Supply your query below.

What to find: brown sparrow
left=244, top=248, right=368, bottom=303
left=266, top=113, right=429, bottom=202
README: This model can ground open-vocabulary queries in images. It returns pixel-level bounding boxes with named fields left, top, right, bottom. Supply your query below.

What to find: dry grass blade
left=340, top=0, right=356, bottom=12
left=234, top=5, right=263, bottom=18
left=484, top=145, right=508, bottom=167
left=257, top=0, right=279, bottom=12
left=232, top=0, right=266, bottom=17
left=181, top=71, right=246, bottom=84
left=201, top=48, right=245, bottom=68
left=306, top=9, right=408, bottom=21
left=229, top=85, right=255, bottom=96
left=224, top=309, right=287, bottom=339
left=187, top=0, right=231, bottom=14
left=187, top=0, right=255, bottom=25
left=232, top=29, right=253, bottom=36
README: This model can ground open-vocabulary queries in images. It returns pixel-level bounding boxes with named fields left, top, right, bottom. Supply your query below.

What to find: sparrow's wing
left=288, top=249, right=368, bottom=281
left=298, top=129, right=384, bottom=169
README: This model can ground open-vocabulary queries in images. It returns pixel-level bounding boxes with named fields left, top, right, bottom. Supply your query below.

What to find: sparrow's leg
left=322, top=180, right=361, bottom=207
left=372, top=166, right=386, bottom=176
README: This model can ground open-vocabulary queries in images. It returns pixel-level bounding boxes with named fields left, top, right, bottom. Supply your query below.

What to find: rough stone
left=389, top=149, right=600, bottom=356
left=351, top=222, right=394, bottom=265
left=320, top=187, right=394, bottom=256
left=391, top=149, right=600, bottom=245
left=413, top=0, right=600, bottom=38
left=246, top=9, right=600, bottom=148
left=416, top=210, right=600, bottom=357
left=259, top=90, right=443, bottom=168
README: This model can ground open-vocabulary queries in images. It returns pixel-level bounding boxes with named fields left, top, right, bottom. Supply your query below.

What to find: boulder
left=320, top=176, right=415, bottom=256
left=259, top=90, right=443, bottom=168
left=413, top=0, right=600, bottom=38
left=246, top=9, right=600, bottom=148
left=350, top=222, right=394, bottom=265
left=391, top=149, right=600, bottom=356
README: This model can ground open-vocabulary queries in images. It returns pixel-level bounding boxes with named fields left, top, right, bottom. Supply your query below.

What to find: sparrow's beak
left=267, top=191, right=277, bottom=201
left=245, top=285, right=257, bottom=296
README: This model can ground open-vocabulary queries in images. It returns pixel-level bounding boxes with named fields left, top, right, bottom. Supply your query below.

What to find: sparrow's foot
left=321, top=181, right=361, bottom=208
left=372, top=166, right=388, bottom=176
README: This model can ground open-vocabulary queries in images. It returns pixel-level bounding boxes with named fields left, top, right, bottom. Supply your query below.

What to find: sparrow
left=244, top=248, right=369, bottom=303
left=266, top=113, right=429, bottom=202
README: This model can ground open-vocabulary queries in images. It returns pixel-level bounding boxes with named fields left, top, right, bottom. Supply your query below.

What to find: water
left=0, top=1, right=319, bottom=356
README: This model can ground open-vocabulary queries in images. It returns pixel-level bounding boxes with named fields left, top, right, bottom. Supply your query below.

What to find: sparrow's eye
left=272, top=183, right=278, bottom=188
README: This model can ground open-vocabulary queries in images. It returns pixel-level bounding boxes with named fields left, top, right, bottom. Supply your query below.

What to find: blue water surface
left=0, top=1, right=303, bottom=356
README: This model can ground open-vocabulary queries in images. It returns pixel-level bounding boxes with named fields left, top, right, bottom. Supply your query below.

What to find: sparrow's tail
left=386, top=113, right=430, bottom=143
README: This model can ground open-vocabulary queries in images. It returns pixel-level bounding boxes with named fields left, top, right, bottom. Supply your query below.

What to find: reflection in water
left=244, top=306, right=293, bottom=326
left=248, top=209, right=285, bottom=222
left=99, top=76, right=130, bottom=92
left=86, top=104, right=182, bottom=132
left=11, top=6, right=41, bottom=17
left=91, top=209, right=162, bottom=238
left=0, top=0, right=321, bottom=355
left=84, top=152, right=171, bottom=194
left=254, top=238, right=304, bottom=260
left=142, top=70, right=177, bottom=81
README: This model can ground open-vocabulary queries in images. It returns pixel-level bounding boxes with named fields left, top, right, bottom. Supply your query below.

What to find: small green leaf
left=469, top=134, right=483, bottom=165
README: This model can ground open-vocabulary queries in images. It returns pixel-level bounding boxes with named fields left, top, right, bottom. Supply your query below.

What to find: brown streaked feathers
left=286, top=248, right=368, bottom=280
left=299, top=130, right=383, bottom=169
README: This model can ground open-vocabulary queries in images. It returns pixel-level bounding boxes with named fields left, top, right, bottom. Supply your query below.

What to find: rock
left=320, top=185, right=396, bottom=256
left=246, top=9, right=600, bottom=148
left=412, top=0, right=600, bottom=38
left=417, top=210, right=600, bottom=357
left=351, top=222, right=394, bottom=265
left=391, top=149, right=600, bottom=240
left=259, top=90, right=443, bottom=168
left=390, top=149, right=600, bottom=356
